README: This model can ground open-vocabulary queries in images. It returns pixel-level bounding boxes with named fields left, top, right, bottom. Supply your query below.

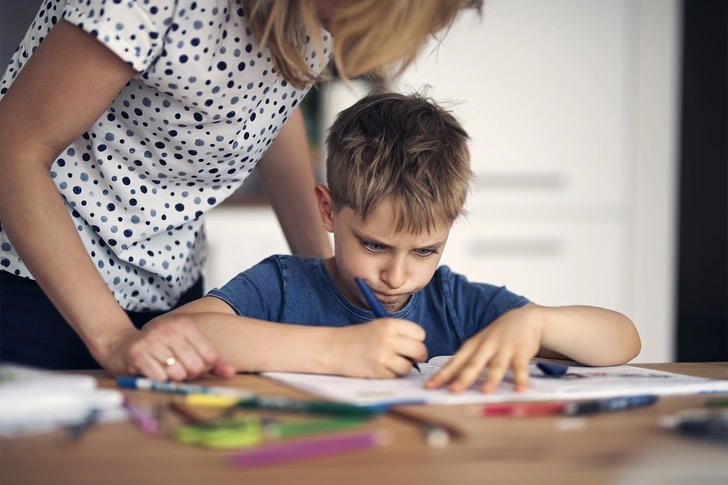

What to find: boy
left=147, top=92, right=641, bottom=393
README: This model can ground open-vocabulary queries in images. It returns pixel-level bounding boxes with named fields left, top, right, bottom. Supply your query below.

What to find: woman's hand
left=425, top=305, right=542, bottom=393
left=328, top=318, right=428, bottom=378
left=102, top=316, right=236, bottom=381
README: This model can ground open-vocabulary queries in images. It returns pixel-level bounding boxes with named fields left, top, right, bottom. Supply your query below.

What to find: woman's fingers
left=123, top=317, right=230, bottom=381
left=125, top=338, right=170, bottom=381
left=211, top=359, right=237, bottom=378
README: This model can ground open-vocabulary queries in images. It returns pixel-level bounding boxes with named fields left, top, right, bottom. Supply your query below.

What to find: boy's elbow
left=622, top=317, right=642, bottom=363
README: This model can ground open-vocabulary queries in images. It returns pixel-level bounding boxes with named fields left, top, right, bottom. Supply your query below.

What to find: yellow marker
left=185, top=393, right=240, bottom=408
left=176, top=418, right=263, bottom=449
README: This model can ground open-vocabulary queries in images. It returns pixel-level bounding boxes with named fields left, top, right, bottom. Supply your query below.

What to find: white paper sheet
left=263, top=357, right=728, bottom=406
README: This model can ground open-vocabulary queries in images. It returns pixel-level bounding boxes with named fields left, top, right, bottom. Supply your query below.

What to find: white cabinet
left=441, top=219, right=628, bottom=311
left=392, top=0, right=680, bottom=362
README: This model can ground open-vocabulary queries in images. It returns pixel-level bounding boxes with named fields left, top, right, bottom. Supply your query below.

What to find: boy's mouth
left=374, top=290, right=408, bottom=309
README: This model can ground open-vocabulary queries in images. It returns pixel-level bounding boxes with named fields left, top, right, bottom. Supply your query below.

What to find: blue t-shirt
left=208, top=255, right=531, bottom=358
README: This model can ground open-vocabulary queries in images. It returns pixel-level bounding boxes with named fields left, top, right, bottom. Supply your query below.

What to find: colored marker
left=117, top=376, right=253, bottom=398
left=478, top=402, right=567, bottom=417
left=563, top=395, right=658, bottom=415
left=176, top=418, right=263, bottom=449
left=65, top=408, right=101, bottom=440
left=705, top=398, right=728, bottom=408
left=478, top=396, right=658, bottom=418
left=265, top=415, right=370, bottom=439
left=536, top=362, right=569, bottom=377
left=662, top=410, right=728, bottom=445
left=354, top=277, right=421, bottom=373
left=186, top=394, right=386, bottom=417
left=122, top=396, right=159, bottom=435
left=228, top=430, right=391, bottom=468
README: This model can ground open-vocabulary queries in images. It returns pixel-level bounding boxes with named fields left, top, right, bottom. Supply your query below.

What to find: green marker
left=265, top=416, right=370, bottom=439
left=705, top=397, right=728, bottom=408
left=236, top=396, right=385, bottom=417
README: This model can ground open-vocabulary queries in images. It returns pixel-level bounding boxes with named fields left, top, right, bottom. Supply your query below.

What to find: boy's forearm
left=166, top=313, right=337, bottom=374
left=530, top=305, right=642, bottom=366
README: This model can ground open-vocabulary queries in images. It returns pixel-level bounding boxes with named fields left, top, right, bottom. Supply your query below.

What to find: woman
left=0, top=0, right=482, bottom=380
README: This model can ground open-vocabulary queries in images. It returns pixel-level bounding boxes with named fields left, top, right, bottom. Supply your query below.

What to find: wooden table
left=2, top=363, right=727, bottom=485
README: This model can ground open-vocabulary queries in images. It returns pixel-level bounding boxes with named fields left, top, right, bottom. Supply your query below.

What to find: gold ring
left=165, top=356, right=176, bottom=367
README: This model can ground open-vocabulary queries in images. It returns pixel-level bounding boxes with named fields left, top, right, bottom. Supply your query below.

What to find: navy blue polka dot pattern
left=0, top=0, right=332, bottom=311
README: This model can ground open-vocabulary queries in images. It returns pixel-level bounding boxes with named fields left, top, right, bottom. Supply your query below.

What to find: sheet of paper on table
left=263, top=356, right=728, bottom=406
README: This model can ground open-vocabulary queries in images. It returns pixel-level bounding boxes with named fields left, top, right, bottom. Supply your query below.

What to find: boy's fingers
left=388, top=354, right=417, bottom=376
left=512, top=358, right=531, bottom=392
left=448, top=348, right=495, bottom=393
left=424, top=344, right=477, bottom=388
left=394, top=339, right=428, bottom=364
left=391, top=319, right=426, bottom=341
left=480, top=355, right=512, bottom=393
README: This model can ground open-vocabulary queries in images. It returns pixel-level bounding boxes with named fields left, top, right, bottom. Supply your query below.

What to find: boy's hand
left=425, top=305, right=542, bottom=393
left=329, top=318, right=428, bottom=378
left=104, top=316, right=236, bottom=381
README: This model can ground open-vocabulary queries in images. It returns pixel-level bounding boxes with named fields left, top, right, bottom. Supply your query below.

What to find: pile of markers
left=117, top=376, right=394, bottom=469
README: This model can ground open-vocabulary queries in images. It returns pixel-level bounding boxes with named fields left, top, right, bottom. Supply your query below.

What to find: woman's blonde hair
left=242, top=0, right=483, bottom=89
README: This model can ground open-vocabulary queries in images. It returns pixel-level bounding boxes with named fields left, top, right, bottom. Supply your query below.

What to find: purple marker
left=229, top=430, right=390, bottom=468
left=122, top=396, right=159, bottom=435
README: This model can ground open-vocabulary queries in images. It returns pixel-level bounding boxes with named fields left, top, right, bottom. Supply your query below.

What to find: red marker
left=479, top=402, right=567, bottom=417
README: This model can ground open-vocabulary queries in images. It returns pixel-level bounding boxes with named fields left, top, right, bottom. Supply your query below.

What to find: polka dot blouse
left=0, top=0, right=332, bottom=311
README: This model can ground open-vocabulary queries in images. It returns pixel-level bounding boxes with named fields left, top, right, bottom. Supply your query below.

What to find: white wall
left=204, top=0, right=681, bottom=362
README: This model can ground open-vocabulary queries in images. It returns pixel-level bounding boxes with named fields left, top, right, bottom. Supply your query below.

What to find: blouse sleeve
left=62, top=0, right=177, bottom=72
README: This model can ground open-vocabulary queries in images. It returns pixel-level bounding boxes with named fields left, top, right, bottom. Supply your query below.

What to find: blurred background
left=1, top=0, right=725, bottom=363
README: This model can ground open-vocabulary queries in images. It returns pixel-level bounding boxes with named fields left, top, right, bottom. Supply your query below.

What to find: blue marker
left=354, top=277, right=422, bottom=373
left=536, top=361, right=569, bottom=377
left=117, top=377, right=254, bottom=399
left=563, top=394, right=658, bottom=415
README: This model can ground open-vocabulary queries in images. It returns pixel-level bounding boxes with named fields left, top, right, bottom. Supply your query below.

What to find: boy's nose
left=381, top=258, right=407, bottom=290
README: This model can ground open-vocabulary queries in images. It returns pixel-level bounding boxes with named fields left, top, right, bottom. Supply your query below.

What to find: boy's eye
left=415, top=248, right=439, bottom=257
left=361, top=241, right=384, bottom=252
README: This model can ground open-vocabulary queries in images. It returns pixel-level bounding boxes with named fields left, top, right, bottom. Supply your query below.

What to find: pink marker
left=229, top=430, right=390, bottom=468
left=122, top=396, right=159, bottom=435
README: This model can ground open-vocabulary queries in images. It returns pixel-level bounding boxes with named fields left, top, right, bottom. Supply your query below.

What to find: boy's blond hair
left=242, top=0, right=483, bottom=89
left=326, top=92, right=472, bottom=234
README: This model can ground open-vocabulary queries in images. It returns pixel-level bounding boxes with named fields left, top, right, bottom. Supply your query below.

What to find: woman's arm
left=0, top=20, right=230, bottom=380
left=256, top=107, right=333, bottom=259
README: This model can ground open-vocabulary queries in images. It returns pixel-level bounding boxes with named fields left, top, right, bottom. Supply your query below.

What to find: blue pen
left=354, top=277, right=421, bottom=373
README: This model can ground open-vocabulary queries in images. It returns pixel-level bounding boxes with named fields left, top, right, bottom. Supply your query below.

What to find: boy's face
left=316, top=185, right=451, bottom=313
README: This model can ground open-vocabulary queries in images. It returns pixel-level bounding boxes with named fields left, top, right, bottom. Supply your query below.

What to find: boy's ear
left=314, top=184, right=335, bottom=232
